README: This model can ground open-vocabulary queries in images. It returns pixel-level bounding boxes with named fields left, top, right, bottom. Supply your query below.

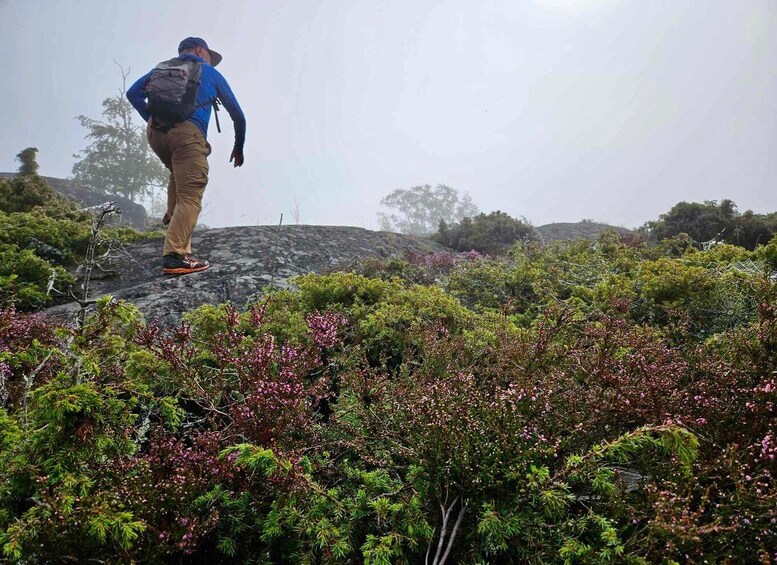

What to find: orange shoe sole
left=162, top=264, right=210, bottom=275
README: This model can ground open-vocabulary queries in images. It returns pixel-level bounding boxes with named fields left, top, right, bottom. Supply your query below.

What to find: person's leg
left=163, top=122, right=210, bottom=258
left=147, top=124, right=175, bottom=226
left=164, top=171, right=176, bottom=226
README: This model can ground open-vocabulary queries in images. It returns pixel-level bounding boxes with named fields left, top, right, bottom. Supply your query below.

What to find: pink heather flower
left=759, top=435, right=776, bottom=461
left=306, top=312, right=348, bottom=348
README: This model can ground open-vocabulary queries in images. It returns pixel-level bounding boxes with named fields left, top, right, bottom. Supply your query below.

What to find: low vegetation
left=1, top=229, right=776, bottom=561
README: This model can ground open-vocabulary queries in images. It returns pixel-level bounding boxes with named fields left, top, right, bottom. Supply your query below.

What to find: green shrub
left=447, top=257, right=537, bottom=317
left=0, top=246, right=73, bottom=310
left=0, top=210, right=92, bottom=263
left=629, top=258, right=759, bottom=335
left=0, top=175, right=83, bottom=217
left=651, top=233, right=696, bottom=258
left=0, top=170, right=153, bottom=313
left=262, top=273, right=473, bottom=369
left=643, top=199, right=777, bottom=250
left=754, top=233, right=777, bottom=272
left=680, top=242, right=752, bottom=267
left=435, top=210, right=537, bottom=254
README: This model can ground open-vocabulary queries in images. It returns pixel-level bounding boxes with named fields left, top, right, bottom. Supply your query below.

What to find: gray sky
left=1, top=0, right=774, bottom=229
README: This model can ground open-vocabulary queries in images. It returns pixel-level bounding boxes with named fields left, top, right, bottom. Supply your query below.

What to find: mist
left=1, top=0, right=774, bottom=229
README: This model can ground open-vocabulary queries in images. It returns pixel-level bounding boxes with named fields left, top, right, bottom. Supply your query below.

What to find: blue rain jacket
left=127, top=54, right=246, bottom=151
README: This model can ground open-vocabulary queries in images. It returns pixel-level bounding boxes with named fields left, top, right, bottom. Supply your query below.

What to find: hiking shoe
left=162, top=212, right=172, bottom=226
left=162, top=253, right=210, bottom=275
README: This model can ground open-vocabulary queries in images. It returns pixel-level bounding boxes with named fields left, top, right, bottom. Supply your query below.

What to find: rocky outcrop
left=536, top=221, right=633, bottom=243
left=45, top=225, right=447, bottom=326
left=0, top=173, right=148, bottom=228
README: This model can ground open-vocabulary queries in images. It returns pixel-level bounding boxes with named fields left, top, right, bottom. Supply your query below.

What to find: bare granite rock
left=536, top=221, right=633, bottom=243
left=45, top=225, right=447, bottom=326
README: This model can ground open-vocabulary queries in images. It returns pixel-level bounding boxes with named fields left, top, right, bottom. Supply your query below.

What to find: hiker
left=127, top=37, right=246, bottom=275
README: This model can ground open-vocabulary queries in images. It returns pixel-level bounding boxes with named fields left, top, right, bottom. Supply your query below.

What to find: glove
left=230, top=148, right=244, bottom=168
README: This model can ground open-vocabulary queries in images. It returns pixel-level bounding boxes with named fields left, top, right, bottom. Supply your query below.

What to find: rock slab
left=46, top=225, right=447, bottom=326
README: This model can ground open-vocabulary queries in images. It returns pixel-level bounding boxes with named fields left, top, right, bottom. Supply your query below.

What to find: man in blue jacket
left=127, top=37, right=246, bottom=275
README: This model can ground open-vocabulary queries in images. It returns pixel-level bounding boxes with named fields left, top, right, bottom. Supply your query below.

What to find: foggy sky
left=1, top=0, right=774, bottom=230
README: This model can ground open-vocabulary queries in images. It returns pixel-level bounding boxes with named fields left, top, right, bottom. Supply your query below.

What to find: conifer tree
left=72, top=65, right=167, bottom=202
left=16, top=147, right=39, bottom=176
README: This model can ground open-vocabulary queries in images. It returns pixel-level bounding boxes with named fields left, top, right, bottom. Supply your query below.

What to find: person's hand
left=230, top=149, right=244, bottom=167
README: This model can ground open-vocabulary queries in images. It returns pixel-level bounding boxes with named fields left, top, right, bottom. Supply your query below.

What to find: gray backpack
left=145, top=58, right=213, bottom=124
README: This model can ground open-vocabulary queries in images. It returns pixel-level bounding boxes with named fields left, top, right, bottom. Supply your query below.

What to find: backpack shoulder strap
left=187, top=59, right=203, bottom=83
left=190, top=62, right=222, bottom=132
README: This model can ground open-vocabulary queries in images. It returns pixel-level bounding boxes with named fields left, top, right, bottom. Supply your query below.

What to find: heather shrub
left=356, top=283, right=471, bottom=368
left=322, top=315, right=704, bottom=562
left=0, top=307, right=63, bottom=410
left=1, top=234, right=776, bottom=562
left=509, top=234, right=642, bottom=307
left=281, top=272, right=393, bottom=313
left=348, top=256, right=436, bottom=286
left=636, top=288, right=777, bottom=560
left=357, top=251, right=471, bottom=286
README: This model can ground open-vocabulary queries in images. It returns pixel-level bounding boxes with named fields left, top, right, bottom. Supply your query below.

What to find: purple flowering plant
left=0, top=236, right=775, bottom=562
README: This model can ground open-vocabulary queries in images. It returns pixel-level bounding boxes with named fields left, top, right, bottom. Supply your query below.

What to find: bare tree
left=378, top=184, right=479, bottom=235
left=291, top=197, right=302, bottom=225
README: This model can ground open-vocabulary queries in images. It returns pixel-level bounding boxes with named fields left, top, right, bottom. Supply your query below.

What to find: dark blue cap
left=178, top=37, right=222, bottom=67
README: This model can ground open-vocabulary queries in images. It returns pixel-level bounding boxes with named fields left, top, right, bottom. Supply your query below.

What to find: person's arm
left=126, top=70, right=153, bottom=122
left=214, top=71, right=247, bottom=167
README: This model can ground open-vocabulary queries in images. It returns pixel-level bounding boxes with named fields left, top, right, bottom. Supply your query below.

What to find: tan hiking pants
left=147, top=120, right=211, bottom=257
